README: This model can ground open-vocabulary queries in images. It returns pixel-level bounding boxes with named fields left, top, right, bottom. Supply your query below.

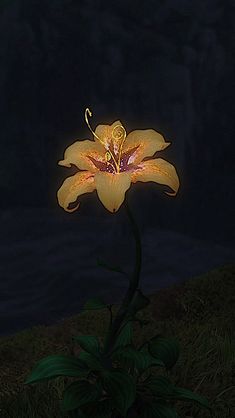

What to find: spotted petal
left=123, top=129, right=171, bottom=165
left=94, top=172, right=132, bottom=213
left=131, top=158, right=180, bottom=196
left=57, top=171, right=96, bottom=212
left=58, top=140, right=105, bottom=172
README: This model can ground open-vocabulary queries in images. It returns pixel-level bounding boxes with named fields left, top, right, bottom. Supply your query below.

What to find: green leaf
left=72, top=335, right=101, bottom=358
left=111, top=344, right=164, bottom=372
left=81, top=398, right=114, bottom=418
left=24, top=355, right=89, bottom=385
left=83, top=297, right=108, bottom=311
left=60, top=379, right=102, bottom=412
left=67, top=408, right=87, bottom=418
left=141, top=375, right=175, bottom=398
left=140, top=376, right=211, bottom=412
left=78, top=351, right=105, bottom=372
left=171, top=386, right=211, bottom=410
left=100, top=368, right=136, bottom=416
left=126, top=289, right=150, bottom=319
left=134, top=318, right=152, bottom=328
left=97, top=258, right=127, bottom=275
left=141, top=401, right=180, bottom=418
left=111, top=321, right=133, bottom=353
left=148, top=336, right=180, bottom=370
left=138, top=343, right=165, bottom=371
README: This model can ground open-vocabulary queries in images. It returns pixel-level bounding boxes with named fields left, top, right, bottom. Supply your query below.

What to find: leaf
left=100, top=368, right=136, bottom=416
left=134, top=318, right=152, bottom=328
left=78, top=351, right=105, bottom=372
left=83, top=297, right=108, bottom=311
left=72, top=335, right=101, bottom=358
left=141, top=401, right=180, bottom=418
left=97, top=258, right=126, bottom=275
left=111, top=344, right=164, bottom=372
left=67, top=408, right=87, bottom=418
left=148, top=336, right=180, bottom=370
left=126, top=289, right=150, bottom=319
left=138, top=344, right=165, bottom=371
left=140, top=376, right=211, bottom=412
left=171, top=386, right=211, bottom=410
left=60, top=379, right=102, bottom=412
left=24, top=355, right=89, bottom=385
left=141, top=375, right=175, bottom=398
left=111, top=321, right=133, bottom=353
left=81, top=398, right=114, bottom=418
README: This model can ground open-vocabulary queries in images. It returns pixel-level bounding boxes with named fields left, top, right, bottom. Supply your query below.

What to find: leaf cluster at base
left=24, top=296, right=211, bottom=418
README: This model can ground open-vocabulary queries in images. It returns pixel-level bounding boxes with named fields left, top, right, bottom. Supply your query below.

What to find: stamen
left=105, top=151, right=111, bottom=161
left=85, top=107, right=120, bottom=173
left=112, top=125, right=126, bottom=141
left=105, top=151, right=116, bottom=172
left=111, top=125, right=127, bottom=172
left=85, top=108, right=104, bottom=143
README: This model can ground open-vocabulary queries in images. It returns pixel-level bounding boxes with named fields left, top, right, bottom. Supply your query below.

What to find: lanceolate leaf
left=100, top=368, right=136, bottom=416
left=67, top=408, right=87, bottom=418
left=141, top=375, right=175, bottom=398
left=72, top=335, right=101, bottom=358
left=81, top=398, right=114, bottom=418
left=132, top=317, right=152, bottom=328
left=148, top=336, right=180, bottom=370
left=60, top=379, right=103, bottom=412
left=111, top=321, right=133, bottom=353
left=78, top=351, right=104, bottom=372
left=24, top=355, right=89, bottom=385
left=171, top=386, right=211, bottom=410
left=141, top=401, right=180, bottom=418
left=140, top=377, right=211, bottom=412
left=139, top=344, right=165, bottom=370
left=83, top=297, right=108, bottom=311
left=111, top=344, right=164, bottom=371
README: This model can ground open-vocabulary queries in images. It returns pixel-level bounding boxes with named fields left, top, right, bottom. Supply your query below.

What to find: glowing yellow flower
left=57, top=108, right=180, bottom=213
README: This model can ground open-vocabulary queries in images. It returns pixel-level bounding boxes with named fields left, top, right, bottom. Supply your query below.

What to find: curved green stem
left=101, top=196, right=142, bottom=358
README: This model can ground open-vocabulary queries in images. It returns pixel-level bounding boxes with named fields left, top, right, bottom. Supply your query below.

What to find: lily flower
left=57, top=108, right=180, bottom=213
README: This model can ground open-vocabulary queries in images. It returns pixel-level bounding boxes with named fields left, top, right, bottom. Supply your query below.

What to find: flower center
left=85, top=107, right=127, bottom=173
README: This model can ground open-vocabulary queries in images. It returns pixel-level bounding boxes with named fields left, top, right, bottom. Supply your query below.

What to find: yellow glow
left=57, top=108, right=180, bottom=213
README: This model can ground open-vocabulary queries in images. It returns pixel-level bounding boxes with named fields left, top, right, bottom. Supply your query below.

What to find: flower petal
left=58, top=140, right=105, bottom=172
left=94, top=120, right=123, bottom=150
left=123, top=129, right=171, bottom=165
left=131, top=158, right=180, bottom=196
left=57, top=171, right=96, bottom=212
left=94, top=172, right=132, bottom=213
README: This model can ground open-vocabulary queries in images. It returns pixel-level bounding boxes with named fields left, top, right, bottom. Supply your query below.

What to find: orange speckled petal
left=94, top=171, right=132, bottom=213
left=57, top=171, right=96, bottom=212
left=131, top=158, right=180, bottom=196
left=58, top=140, right=105, bottom=172
left=123, top=129, right=171, bottom=165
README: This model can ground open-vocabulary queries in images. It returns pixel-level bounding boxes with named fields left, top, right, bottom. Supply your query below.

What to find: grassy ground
left=0, top=263, right=234, bottom=417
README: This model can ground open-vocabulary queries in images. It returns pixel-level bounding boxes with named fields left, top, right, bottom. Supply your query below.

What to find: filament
left=85, top=107, right=119, bottom=173
left=85, top=108, right=103, bottom=143
left=112, top=125, right=127, bottom=171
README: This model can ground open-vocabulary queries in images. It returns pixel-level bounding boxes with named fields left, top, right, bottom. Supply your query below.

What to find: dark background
left=0, top=0, right=234, bottom=244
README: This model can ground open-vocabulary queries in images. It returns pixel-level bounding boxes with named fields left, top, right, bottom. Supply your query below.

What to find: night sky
left=1, top=0, right=234, bottom=244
